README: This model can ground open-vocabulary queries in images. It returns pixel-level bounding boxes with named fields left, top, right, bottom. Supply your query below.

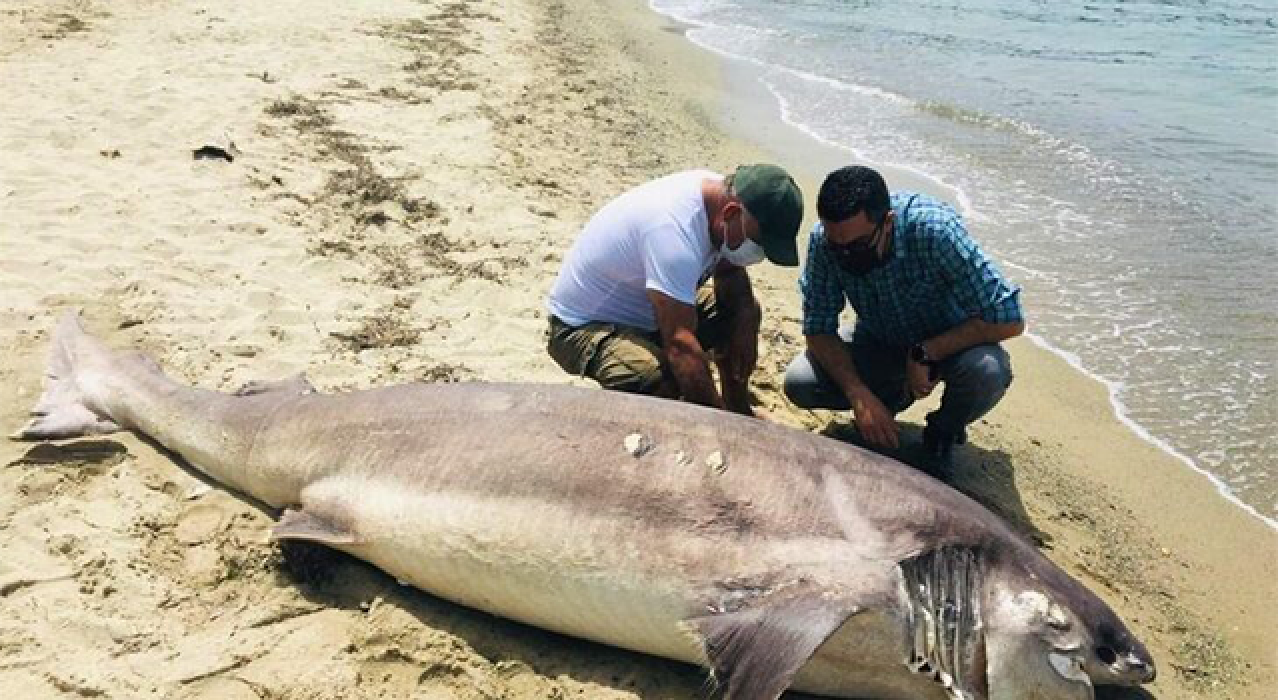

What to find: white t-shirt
left=547, top=170, right=721, bottom=331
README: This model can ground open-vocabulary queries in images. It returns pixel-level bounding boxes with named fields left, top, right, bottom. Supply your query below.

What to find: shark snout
left=1124, top=651, right=1158, bottom=684
left=1090, top=645, right=1157, bottom=685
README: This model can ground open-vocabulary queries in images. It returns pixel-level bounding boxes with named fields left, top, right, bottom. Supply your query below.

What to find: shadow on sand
left=819, top=420, right=1052, bottom=549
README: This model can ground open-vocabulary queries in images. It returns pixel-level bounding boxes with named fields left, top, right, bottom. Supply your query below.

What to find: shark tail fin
left=11, top=313, right=122, bottom=441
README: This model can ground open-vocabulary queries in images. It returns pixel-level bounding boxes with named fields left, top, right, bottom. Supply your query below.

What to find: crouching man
left=546, top=165, right=803, bottom=415
left=784, top=165, right=1024, bottom=474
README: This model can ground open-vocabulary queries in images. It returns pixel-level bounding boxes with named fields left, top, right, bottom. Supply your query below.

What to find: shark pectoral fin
left=271, top=508, right=359, bottom=545
left=687, top=589, right=860, bottom=700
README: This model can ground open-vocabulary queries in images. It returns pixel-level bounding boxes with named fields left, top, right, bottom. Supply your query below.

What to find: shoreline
left=0, top=0, right=1274, bottom=698
left=649, top=0, right=1276, bottom=529
left=1021, top=332, right=1278, bottom=529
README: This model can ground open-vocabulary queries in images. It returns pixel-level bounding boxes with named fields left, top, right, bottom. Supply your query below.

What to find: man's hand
left=805, top=333, right=899, bottom=446
left=850, top=386, right=898, bottom=449
left=906, top=358, right=938, bottom=400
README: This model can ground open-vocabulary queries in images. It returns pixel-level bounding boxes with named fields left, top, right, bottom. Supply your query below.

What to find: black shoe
left=919, top=426, right=965, bottom=478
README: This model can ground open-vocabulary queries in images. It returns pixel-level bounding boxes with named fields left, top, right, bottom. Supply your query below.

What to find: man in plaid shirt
left=783, top=165, right=1024, bottom=476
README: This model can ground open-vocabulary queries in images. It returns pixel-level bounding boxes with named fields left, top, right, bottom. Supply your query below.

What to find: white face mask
left=721, top=237, right=767, bottom=266
left=719, top=213, right=767, bottom=267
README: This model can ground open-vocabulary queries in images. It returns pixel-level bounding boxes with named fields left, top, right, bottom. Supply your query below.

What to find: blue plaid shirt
left=799, top=193, right=1023, bottom=346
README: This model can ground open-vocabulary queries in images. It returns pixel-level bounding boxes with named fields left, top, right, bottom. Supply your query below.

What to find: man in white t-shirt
left=546, top=164, right=804, bottom=415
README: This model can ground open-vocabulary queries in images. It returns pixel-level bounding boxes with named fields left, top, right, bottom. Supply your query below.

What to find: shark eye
left=1096, top=646, right=1118, bottom=665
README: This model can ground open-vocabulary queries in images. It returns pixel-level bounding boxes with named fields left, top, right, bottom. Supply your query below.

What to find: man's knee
left=547, top=320, right=667, bottom=396
left=783, top=351, right=850, bottom=410
left=782, top=353, right=817, bottom=407
left=946, top=345, right=1013, bottom=401
left=593, top=358, right=665, bottom=396
left=591, top=347, right=667, bottom=395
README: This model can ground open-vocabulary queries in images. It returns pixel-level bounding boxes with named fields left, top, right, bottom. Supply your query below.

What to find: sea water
left=651, top=0, right=1278, bottom=522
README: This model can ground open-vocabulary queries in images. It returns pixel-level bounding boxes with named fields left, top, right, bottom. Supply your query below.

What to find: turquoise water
left=651, top=0, right=1278, bottom=522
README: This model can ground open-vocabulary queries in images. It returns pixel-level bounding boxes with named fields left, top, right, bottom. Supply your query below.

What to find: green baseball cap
left=733, top=164, right=804, bottom=267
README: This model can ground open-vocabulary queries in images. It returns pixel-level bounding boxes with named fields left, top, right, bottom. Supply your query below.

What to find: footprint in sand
left=173, top=503, right=227, bottom=545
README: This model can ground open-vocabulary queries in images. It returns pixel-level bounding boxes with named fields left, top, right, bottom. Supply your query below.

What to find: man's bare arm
left=920, top=318, right=1025, bottom=361
left=805, top=333, right=862, bottom=400
left=648, top=290, right=724, bottom=409
left=711, top=262, right=760, bottom=321
left=805, top=333, right=899, bottom=448
left=712, top=263, right=761, bottom=415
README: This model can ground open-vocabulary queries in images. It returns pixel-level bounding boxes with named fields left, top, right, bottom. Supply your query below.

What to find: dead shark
left=13, top=314, right=1155, bottom=699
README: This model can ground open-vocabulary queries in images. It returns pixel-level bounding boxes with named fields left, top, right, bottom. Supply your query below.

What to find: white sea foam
left=758, top=76, right=977, bottom=220
left=1026, top=333, right=1277, bottom=529
left=649, top=1, right=975, bottom=216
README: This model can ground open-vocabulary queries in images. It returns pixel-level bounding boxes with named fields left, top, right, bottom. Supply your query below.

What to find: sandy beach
left=0, top=0, right=1274, bottom=698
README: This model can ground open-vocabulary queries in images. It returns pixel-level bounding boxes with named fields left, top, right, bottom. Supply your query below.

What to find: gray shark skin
left=13, top=315, right=1155, bottom=700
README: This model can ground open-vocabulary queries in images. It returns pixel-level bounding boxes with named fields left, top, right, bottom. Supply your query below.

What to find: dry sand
left=0, top=0, right=1274, bottom=698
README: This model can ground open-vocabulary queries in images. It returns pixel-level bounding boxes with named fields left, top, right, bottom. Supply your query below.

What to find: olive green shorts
left=546, top=286, right=733, bottom=395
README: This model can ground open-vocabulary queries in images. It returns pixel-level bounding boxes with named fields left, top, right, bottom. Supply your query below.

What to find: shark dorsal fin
left=686, top=584, right=860, bottom=700
left=233, top=373, right=316, bottom=397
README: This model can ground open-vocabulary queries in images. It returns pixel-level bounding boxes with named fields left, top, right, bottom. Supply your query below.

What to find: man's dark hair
left=817, top=165, right=890, bottom=223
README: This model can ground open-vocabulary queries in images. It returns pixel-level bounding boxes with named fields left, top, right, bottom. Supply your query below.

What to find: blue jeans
left=782, top=325, right=1013, bottom=438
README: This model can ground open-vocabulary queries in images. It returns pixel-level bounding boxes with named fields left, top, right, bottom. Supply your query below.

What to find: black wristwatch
left=910, top=343, right=935, bottom=365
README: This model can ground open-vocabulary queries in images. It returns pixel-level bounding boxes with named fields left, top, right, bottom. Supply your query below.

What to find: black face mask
left=827, top=215, right=890, bottom=276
